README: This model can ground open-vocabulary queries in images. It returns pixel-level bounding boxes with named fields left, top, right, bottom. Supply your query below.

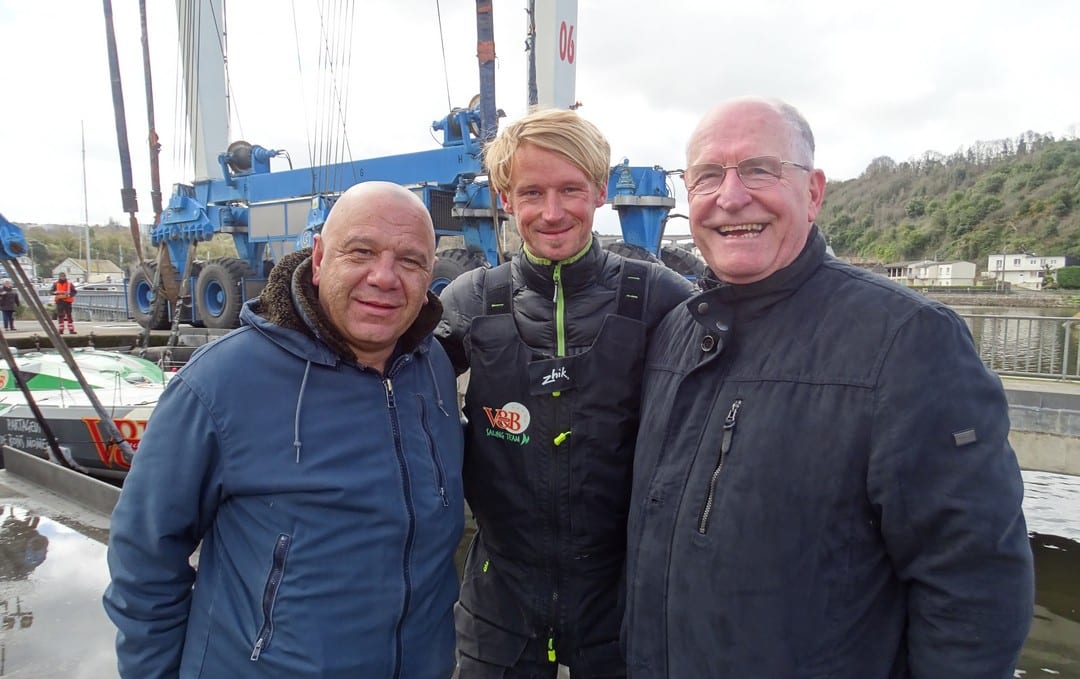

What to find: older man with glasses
left=622, top=97, right=1034, bottom=678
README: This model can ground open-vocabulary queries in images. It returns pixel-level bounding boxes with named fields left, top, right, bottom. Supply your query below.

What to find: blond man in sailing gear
left=438, top=109, right=693, bottom=678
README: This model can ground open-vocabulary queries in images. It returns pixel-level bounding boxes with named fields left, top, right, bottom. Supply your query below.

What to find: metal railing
left=71, top=288, right=130, bottom=323
left=957, top=313, right=1080, bottom=380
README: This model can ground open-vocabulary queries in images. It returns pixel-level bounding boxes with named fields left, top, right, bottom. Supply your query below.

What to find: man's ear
left=499, top=191, right=515, bottom=216
left=807, top=169, right=826, bottom=223
left=311, top=235, right=325, bottom=286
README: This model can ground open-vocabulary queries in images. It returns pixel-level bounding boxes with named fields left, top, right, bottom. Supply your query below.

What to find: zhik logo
left=541, top=366, right=569, bottom=386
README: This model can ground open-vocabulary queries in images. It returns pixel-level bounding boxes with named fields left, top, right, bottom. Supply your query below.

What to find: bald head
left=687, top=97, right=816, bottom=168
left=322, top=181, right=435, bottom=251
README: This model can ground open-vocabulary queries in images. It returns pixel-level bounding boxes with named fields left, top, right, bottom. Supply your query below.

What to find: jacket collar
left=242, top=248, right=443, bottom=366
left=518, top=236, right=603, bottom=297
left=690, top=225, right=826, bottom=331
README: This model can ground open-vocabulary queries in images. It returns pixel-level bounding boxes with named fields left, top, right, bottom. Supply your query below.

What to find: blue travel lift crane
left=106, top=0, right=698, bottom=332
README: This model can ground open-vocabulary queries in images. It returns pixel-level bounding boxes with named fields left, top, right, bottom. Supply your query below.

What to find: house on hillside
left=882, top=261, right=913, bottom=283
left=986, top=253, right=1077, bottom=290
left=51, top=258, right=124, bottom=284
left=907, top=260, right=977, bottom=287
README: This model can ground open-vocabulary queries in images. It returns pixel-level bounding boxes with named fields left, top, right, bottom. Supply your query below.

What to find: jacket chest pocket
left=250, top=533, right=292, bottom=662
left=417, top=394, right=451, bottom=508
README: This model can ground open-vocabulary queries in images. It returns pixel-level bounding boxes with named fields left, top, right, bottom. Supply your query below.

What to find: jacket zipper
left=250, top=533, right=292, bottom=661
left=551, top=263, right=567, bottom=651
left=553, top=263, right=566, bottom=357
left=417, top=396, right=449, bottom=507
left=385, top=377, right=415, bottom=679
left=697, top=399, right=742, bottom=534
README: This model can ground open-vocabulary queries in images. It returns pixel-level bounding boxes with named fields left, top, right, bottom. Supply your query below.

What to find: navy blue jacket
left=104, top=250, right=464, bottom=678
left=625, top=229, right=1034, bottom=678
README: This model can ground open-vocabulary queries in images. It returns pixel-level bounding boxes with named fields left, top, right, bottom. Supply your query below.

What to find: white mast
left=529, top=0, right=579, bottom=111
left=178, top=0, right=228, bottom=181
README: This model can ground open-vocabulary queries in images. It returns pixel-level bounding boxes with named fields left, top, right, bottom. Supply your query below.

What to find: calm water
left=1018, top=471, right=1080, bottom=678
left=0, top=473, right=1073, bottom=677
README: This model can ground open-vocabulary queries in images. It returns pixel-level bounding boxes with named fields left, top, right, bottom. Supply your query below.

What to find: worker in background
left=50, top=271, right=76, bottom=334
left=104, top=182, right=465, bottom=677
left=437, top=108, right=694, bottom=678
left=0, top=279, right=20, bottom=331
left=623, top=96, right=1034, bottom=677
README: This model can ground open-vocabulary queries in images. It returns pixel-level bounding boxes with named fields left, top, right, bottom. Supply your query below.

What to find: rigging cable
left=312, top=1, right=329, bottom=193
left=290, top=0, right=317, bottom=187
left=435, top=0, right=453, bottom=113
left=325, top=0, right=344, bottom=190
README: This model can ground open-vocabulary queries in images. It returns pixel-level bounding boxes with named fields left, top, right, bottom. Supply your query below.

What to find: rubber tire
left=660, top=244, right=709, bottom=281
left=195, top=258, right=256, bottom=329
left=602, top=241, right=661, bottom=263
left=128, top=262, right=170, bottom=330
left=431, top=248, right=489, bottom=294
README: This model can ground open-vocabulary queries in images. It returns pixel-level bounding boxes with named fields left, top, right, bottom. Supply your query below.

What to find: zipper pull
left=554, top=430, right=571, bottom=446
left=250, top=637, right=264, bottom=662
left=725, top=395, right=743, bottom=446
left=547, top=636, right=557, bottom=663
left=724, top=399, right=742, bottom=427
left=720, top=399, right=742, bottom=457
left=384, top=378, right=395, bottom=409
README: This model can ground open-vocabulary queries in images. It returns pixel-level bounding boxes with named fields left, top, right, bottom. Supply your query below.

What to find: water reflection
left=0, top=508, right=47, bottom=583
left=0, top=505, right=116, bottom=678
left=1018, top=472, right=1080, bottom=678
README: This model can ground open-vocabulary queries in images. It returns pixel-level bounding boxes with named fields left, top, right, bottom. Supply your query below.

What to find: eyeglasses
left=683, top=156, right=812, bottom=195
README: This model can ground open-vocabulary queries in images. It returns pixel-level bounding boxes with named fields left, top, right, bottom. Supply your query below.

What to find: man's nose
left=714, top=168, right=753, bottom=211
left=541, top=191, right=565, bottom=221
left=366, top=253, right=401, bottom=288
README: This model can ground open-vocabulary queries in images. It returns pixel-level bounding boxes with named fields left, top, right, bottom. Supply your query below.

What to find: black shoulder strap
left=616, top=260, right=648, bottom=321
left=482, top=264, right=513, bottom=316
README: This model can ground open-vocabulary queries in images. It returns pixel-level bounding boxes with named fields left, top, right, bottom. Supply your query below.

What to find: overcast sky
left=1, top=0, right=1078, bottom=237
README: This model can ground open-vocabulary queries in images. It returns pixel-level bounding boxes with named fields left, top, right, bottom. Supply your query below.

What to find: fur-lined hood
left=241, top=248, right=444, bottom=367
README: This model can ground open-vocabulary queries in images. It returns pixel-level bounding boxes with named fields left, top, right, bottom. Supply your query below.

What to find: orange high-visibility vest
left=53, top=280, right=75, bottom=304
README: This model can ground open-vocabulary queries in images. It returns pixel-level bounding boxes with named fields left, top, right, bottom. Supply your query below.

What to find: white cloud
left=1, top=0, right=1078, bottom=238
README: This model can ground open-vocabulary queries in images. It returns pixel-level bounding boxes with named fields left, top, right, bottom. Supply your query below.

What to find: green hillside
left=819, top=132, right=1080, bottom=267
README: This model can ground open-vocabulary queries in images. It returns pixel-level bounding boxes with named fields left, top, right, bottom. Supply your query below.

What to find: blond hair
left=484, top=109, right=611, bottom=194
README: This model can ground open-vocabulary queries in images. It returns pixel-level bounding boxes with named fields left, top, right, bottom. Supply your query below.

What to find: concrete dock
left=1002, top=376, right=1080, bottom=477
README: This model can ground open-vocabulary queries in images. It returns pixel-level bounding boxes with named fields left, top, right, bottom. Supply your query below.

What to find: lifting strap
left=615, top=260, right=648, bottom=322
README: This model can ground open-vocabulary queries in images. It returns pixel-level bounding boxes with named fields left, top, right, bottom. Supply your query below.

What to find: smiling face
left=311, top=183, right=435, bottom=370
left=500, top=143, right=607, bottom=262
left=687, top=100, right=826, bottom=284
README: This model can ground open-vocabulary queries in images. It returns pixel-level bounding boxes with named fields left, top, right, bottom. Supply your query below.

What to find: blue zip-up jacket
left=104, top=250, right=464, bottom=678
left=624, top=228, right=1034, bottom=678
